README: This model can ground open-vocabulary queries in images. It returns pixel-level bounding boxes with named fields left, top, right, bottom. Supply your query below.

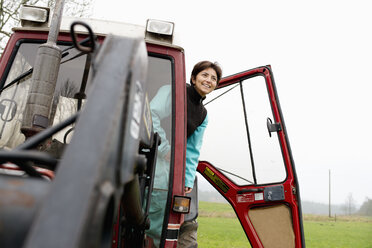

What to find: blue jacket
left=185, top=115, right=207, bottom=188
left=150, top=85, right=207, bottom=188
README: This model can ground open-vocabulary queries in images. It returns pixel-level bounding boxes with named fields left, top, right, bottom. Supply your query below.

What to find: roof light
left=19, top=5, right=49, bottom=27
left=172, top=195, right=191, bottom=214
left=146, top=19, right=174, bottom=35
left=145, top=19, right=174, bottom=43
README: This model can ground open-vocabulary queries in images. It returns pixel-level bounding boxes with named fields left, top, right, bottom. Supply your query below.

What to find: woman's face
left=192, top=67, right=218, bottom=97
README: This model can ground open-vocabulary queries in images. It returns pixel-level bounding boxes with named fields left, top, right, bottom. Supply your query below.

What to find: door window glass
left=201, top=84, right=254, bottom=185
left=200, top=75, right=286, bottom=185
left=145, top=56, right=173, bottom=247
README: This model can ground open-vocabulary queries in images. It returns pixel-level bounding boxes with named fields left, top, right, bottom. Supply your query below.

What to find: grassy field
left=198, top=201, right=372, bottom=248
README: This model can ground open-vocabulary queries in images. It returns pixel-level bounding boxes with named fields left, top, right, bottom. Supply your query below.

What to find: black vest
left=187, top=84, right=207, bottom=137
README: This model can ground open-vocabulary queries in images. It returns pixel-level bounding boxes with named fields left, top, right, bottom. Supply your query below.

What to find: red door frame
left=146, top=43, right=187, bottom=248
left=197, top=66, right=305, bottom=248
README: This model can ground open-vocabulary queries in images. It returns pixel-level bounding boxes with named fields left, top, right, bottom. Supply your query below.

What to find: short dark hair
left=190, top=61, right=222, bottom=85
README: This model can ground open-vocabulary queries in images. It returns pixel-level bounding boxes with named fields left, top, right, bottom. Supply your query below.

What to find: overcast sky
left=92, top=0, right=372, bottom=205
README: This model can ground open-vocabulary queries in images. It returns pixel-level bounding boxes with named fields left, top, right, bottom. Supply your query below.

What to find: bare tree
left=0, top=0, right=93, bottom=54
left=342, top=193, right=357, bottom=215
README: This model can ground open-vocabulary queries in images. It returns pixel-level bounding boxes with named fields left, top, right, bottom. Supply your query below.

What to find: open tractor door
left=197, top=66, right=306, bottom=248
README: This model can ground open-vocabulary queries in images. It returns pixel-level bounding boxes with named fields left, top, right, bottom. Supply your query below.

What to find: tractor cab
left=0, top=4, right=305, bottom=248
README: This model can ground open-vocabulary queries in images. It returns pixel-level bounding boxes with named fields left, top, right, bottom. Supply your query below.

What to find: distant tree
left=357, top=197, right=372, bottom=216
left=341, top=193, right=357, bottom=215
left=0, top=0, right=93, bottom=54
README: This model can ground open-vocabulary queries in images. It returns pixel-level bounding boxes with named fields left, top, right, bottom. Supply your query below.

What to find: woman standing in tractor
left=183, top=61, right=222, bottom=193
left=147, top=61, right=222, bottom=247
left=178, top=61, right=222, bottom=248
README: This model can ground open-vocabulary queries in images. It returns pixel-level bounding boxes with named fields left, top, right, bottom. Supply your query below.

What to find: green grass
left=304, top=221, right=372, bottom=248
left=197, top=201, right=372, bottom=248
left=198, top=216, right=250, bottom=248
left=199, top=201, right=237, bottom=217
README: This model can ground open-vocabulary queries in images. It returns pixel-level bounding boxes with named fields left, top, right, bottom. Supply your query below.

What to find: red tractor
left=0, top=3, right=305, bottom=248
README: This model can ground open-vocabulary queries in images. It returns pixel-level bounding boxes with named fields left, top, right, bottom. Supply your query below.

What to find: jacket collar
left=187, top=84, right=206, bottom=104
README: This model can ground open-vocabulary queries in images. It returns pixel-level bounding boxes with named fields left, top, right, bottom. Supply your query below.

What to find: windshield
left=0, top=41, right=90, bottom=149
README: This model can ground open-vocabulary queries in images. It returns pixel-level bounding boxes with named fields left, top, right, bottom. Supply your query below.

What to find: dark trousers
left=177, top=219, right=198, bottom=248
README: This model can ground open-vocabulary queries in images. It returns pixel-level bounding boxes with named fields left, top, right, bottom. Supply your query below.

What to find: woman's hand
left=185, top=187, right=193, bottom=194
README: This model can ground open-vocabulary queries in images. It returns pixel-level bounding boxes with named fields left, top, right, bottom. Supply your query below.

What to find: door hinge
left=292, top=186, right=297, bottom=195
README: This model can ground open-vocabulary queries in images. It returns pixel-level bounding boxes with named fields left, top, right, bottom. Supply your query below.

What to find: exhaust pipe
left=21, top=0, right=65, bottom=138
